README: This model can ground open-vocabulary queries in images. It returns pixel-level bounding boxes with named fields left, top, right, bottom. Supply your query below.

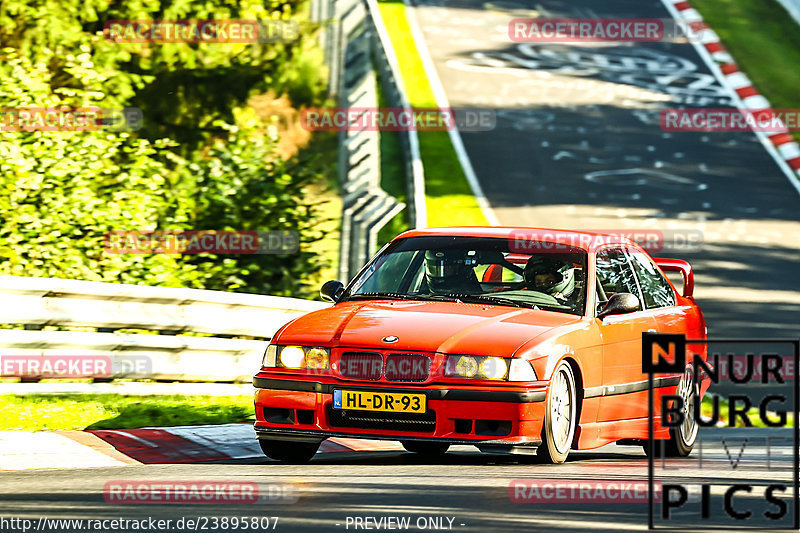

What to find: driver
left=524, top=256, right=576, bottom=301
left=424, top=250, right=482, bottom=295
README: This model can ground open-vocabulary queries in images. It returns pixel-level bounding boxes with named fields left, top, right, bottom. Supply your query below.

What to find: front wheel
left=401, top=441, right=450, bottom=456
left=259, top=439, right=320, bottom=463
left=538, top=361, right=578, bottom=464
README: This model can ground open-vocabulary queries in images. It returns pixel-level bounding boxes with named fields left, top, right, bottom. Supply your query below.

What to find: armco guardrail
left=0, top=276, right=329, bottom=383
left=313, top=0, right=426, bottom=282
left=336, top=0, right=404, bottom=282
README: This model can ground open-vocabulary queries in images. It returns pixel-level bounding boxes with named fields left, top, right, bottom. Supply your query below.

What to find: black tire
left=538, top=361, right=578, bottom=464
left=401, top=441, right=450, bottom=455
left=259, top=439, right=320, bottom=463
left=644, top=366, right=699, bottom=458
left=667, top=366, right=700, bottom=457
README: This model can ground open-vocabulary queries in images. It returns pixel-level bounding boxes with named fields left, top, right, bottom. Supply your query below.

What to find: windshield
left=343, top=236, right=588, bottom=315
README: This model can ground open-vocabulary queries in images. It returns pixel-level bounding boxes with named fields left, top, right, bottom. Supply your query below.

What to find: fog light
left=280, top=346, right=305, bottom=368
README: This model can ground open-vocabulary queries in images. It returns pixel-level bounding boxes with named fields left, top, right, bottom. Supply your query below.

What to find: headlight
left=262, top=344, right=278, bottom=367
left=481, top=357, right=508, bottom=380
left=508, top=358, right=538, bottom=381
left=280, top=346, right=305, bottom=368
left=454, top=356, right=478, bottom=377
left=263, top=345, right=331, bottom=371
left=445, top=355, right=509, bottom=380
left=305, top=347, right=329, bottom=370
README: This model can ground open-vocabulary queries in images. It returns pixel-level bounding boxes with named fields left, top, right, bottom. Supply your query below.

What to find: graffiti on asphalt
left=447, top=44, right=731, bottom=107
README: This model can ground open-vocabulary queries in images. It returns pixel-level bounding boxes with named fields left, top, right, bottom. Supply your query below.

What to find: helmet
left=552, top=267, right=576, bottom=298
left=424, top=250, right=478, bottom=290
left=524, top=256, right=575, bottom=298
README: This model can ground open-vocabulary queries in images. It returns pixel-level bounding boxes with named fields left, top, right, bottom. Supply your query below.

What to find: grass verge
left=700, top=394, right=793, bottom=428
left=0, top=394, right=255, bottom=431
left=377, top=0, right=489, bottom=228
left=2, top=392, right=787, bottom=431
left=690, top=0, right=800, bottom=143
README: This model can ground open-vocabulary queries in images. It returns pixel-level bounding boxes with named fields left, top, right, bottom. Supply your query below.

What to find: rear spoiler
left=654, top=258, right=694, bottom=298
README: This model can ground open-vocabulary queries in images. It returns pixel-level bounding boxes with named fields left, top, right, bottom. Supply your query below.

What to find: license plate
left=333, top=390, right=426, bottom=413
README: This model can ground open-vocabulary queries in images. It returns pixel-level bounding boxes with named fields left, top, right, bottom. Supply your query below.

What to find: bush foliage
left=0, top=0, right=329, bottom=296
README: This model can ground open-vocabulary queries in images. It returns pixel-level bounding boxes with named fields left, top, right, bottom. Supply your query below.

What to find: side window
left=628, top=252, right=676, bottom=308
left=595, top=248, right=642, bottom=310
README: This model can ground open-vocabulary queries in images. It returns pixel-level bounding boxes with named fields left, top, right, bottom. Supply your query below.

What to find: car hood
left=275, top=300, right=584, bottom=356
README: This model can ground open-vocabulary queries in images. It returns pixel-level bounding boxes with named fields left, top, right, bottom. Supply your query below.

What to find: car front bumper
left=253, top=375, right=547, bottom=448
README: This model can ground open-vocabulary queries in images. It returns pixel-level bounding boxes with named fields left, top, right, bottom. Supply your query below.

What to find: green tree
left=184, top=111, right=327, bottom=295
left=0, top=0, right=331, bottom=297
left=0, top=0, right=326, bottom=150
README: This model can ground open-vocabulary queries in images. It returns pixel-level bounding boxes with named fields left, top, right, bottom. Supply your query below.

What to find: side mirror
left=320, top=280, right=345, bottom=303
left=597, top=292, right=640, bottom=318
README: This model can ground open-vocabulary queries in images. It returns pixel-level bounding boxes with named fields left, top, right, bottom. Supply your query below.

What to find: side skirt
left=575, top=419, right=670, bottom=450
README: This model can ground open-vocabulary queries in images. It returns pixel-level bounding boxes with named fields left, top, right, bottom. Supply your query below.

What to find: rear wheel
left=259, top=439, right=320, bottom=463
left=401, top=441, right=450, bottom=456
left=538, top=361, right=578, bottom=464
left=644, top=366, right=699, bottom=458
left=667, top=366, right=699, bottom=456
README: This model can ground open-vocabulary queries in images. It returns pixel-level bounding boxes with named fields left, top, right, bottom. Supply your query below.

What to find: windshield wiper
left=440, top=293, right=540, bottom=310
left=345, top=292, right=430, bottom=301
left=344, top=292, right=538, bottom=310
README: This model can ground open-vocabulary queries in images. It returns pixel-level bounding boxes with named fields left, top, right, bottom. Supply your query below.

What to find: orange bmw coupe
left=253, top=227, right=708, bottom=463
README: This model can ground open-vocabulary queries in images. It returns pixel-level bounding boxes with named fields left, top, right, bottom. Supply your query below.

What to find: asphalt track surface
left=415, top=0, right=800, bottom=339
left=0, top=429, right=795, bottom=532
left=3, top=1, right=800, bottom=532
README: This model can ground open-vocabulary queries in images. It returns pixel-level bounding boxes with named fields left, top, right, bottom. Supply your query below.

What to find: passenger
left=524, top=256, right=576, bottom=302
